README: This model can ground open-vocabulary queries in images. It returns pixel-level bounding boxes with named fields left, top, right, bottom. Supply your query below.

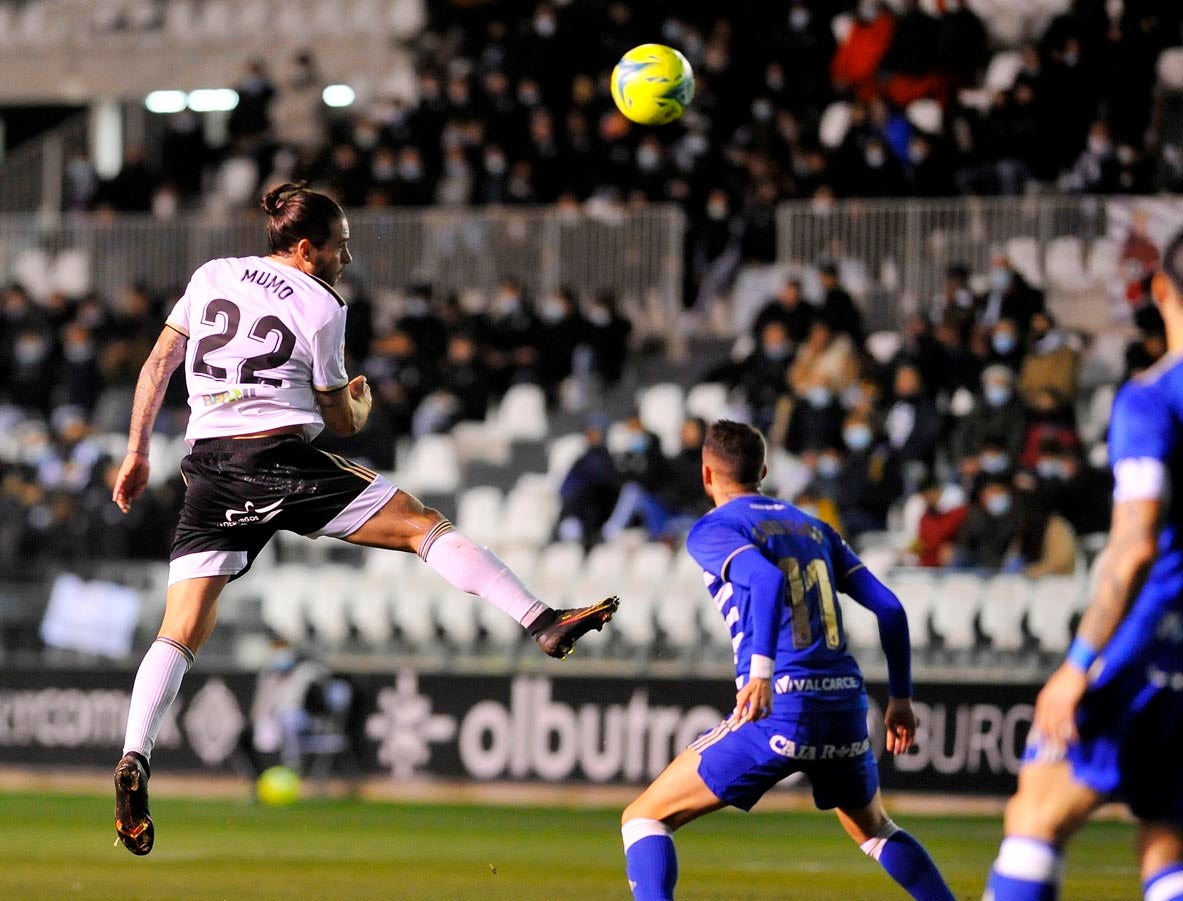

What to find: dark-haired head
left=1157, top=229, right=1183, bottom=302
left=702, top=420, right=767, bottom=504
left=261, top=182, right=352, bottom=286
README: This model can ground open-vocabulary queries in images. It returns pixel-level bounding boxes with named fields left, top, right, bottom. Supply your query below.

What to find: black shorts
left=169, top=434, right=397, bottom=585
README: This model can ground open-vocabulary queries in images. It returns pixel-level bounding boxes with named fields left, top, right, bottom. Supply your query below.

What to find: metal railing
left=0, top=113, right=89, bottom=215
left=0, top=204, right=686, bottom=335
left=776, top=196, right=1125, bottom=329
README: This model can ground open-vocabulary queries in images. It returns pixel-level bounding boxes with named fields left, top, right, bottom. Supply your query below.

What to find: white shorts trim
left=308, top=474, right=398, bottom=539
left=168, top=550, right=249, bottom=586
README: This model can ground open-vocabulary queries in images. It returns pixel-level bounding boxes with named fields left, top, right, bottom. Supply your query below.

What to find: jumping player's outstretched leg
left=115, top=574, right=228, bottom=855
left=985, top=761, right=1101, bottom=900
left=345, top=490, right=617, bottom=659
left=837, top=792, right=955, bottom=901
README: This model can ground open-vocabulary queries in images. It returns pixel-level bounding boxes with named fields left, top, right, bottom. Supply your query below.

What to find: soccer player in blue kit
left=620, top=420, right=954, bottom=900
left=986, top=233, right=1183, bottom=901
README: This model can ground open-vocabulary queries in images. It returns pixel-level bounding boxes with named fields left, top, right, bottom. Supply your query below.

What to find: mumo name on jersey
left=241, top=268, right=295, bottom=299
left=774, top=675, right=862, bottom=694
left=750, top=517, right=825, bottom=546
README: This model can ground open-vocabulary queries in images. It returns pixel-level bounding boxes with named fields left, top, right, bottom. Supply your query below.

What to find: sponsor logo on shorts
left=774, top=675, right=861, bottom=694
left=768, top=735, right=870, bottom=760
left=220, top=498, right=285, bottom=527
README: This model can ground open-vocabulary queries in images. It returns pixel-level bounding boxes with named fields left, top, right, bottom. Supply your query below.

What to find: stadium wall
left=0, top=668, right=1037, bottom=797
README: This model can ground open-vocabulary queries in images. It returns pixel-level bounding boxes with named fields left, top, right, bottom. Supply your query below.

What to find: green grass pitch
left=0, top=792, right=1136, bottom=900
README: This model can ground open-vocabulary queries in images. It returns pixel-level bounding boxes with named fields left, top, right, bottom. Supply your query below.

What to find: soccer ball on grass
left=610, top=44, right=695, bottom=126
left=257, top=765, right=301, bottom=806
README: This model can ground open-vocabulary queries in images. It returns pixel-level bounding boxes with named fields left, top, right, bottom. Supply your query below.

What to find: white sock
left=122, top=637, right=193, bottom=762
left=419, top=522, right=549, bottom=628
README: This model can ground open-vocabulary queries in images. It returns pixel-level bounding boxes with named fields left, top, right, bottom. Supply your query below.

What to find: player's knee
left=1003, top=792, right=1063, bottom=843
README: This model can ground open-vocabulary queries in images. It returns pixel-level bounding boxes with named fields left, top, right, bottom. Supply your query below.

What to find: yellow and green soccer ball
left=257, top=765, right=301, bottom=806
left=611, top=44, right=695, bottom=126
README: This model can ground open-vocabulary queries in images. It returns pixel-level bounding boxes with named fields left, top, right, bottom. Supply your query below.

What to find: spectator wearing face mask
left=785, top=371, right=845, bottom=455
left=954, top=478, right=1023, bottom=570
left=752, top=277, right=816, bottom=346
left=537, top=287, right=590, bottom=395
left=740, top=321, right=794, bottom=433
left=831, top=411, right=903, bottom=537
left=979, top=251, right=1045, bottom=332
left=1019, top=387, right=1080, bottom=469
left=1018, top=311, right=1080, bottom=407
left=792, top=482, right=844, bottom=535
left=953, top=365, right=1026, bottom=462
left=1030, top=441, right=1112, bottom=537
left=585, top=291, right=632, bottom=387
left=789, top=320, right=858, bottom=399
left=884, top=362, right=941, bottom=474
left=817, top=263, right=865, bottom=343
left=600, top=414, right=670, bottom=541
left=929, top=264, right=978, bottom=336
left=556, top=419, right=620, bottom=548
left=484, top=279, right=541, bottom=393
left=1066, top=120, right=1121, bottom=194
left=906, top=477, right=969, bottom=568
left=987, top=318, right=1025, bottom=372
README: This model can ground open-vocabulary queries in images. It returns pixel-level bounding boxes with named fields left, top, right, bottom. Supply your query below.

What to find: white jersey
left=166, top=256, right=349, bottom=442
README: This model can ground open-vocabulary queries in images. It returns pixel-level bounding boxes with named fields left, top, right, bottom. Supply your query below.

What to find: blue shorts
left=692, top=708, right=878, bottom=812
left=1024, top=674, right=1183, bottom=824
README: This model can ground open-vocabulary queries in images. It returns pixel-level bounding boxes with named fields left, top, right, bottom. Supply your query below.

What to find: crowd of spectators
left=712, top=252, right=1144, bottom=575
left=64, top=2, right=1183, bottom=302
left=0, top=273, right=633, bottom=575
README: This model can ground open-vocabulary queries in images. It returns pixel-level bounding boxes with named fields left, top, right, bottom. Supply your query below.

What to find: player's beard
left=312, top=257, right=341, bottom=286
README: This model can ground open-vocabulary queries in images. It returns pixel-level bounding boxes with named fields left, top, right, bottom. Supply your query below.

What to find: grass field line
left=0, top=765, right=1135, bottom=821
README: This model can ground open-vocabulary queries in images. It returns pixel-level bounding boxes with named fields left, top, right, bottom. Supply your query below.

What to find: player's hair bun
left=260, top=182, right=305, bottom=217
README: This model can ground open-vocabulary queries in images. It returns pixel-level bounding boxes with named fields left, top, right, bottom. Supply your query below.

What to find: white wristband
left=749, top=655, right=774, bottom=680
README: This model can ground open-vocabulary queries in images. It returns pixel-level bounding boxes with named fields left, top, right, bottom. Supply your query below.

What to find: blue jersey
left=1098, top=357, right=1183, bottom=687
left=686, top=495, right=876, bottom=715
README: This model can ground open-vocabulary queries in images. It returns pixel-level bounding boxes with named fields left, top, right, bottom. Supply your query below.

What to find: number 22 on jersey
left=778, top=557, right=842, bottom=650
left=192, top=298, right=297, bottom=387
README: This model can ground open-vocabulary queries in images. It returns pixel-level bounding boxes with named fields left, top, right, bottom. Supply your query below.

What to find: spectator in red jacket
left=831, top=1, right=896, bottom=102
left=912, top=478, right=969, bottom=567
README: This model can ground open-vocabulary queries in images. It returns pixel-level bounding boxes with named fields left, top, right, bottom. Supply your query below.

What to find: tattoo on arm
left=127, top=329, right=187, bottom=455
left=1076, top=499, right=1159, bottom=650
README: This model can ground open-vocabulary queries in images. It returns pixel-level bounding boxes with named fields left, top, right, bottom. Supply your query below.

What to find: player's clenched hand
left=348, top=374, right=370, bottom=403
left=112, top=452, right=150, bottom=514
left=1032, top=662, right=1087, bottom=749
left=884, top=697, right=917, bottom=755
left=734, top=678, right=772, bottom=724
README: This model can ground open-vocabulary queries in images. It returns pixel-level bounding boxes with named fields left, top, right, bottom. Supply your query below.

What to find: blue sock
left=861, top=823, right=955, bottom=901
left=623, top=818, right=677, bottom=901
left=986, top=837, right=1062, bottom=901
left=1145, top=862, right=1183, bottom=901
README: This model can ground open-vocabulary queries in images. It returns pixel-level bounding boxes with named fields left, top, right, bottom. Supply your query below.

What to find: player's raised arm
left=314, top=374, right=373, bottom=437
left=113, top=325, right=188, bottom=513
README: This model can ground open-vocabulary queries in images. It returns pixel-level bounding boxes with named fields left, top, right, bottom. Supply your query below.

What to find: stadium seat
left=906, top=99, right=942, bottom=135
left=614, top=542, right=671, bottom=650
left=1078, top=383, right=1115, bottom=445
left=534, top=542, right=585, bottom=609
left=1159, top=47, right=1183, bottom=91
left=546, top=432, right=587, bottom=489
left=1027, top=576, right=1083, bottom=654
left=456, top=486, right=503, bottom=548
left=452, top=420, right=512, bottom=466
left=262, top=565, right=314, bottom=644
left=1087, top=238, right=1120, bottom=285
left=495, top=383, right=548, bottom=442
left=398, top=434, right=461, bottom=494
left=351, top=575, right=395, bottom=646
left=984, top=50, right=1023, bottom=93
left=929, top=574, right=983, bottom=651
left=1005, top=237, right=1043, bottom=288
left=865, top=331, right=903, bottom=366
left=577, top=542, right=631, bottom=653
left=1079, top=333, right=1126, bottom=391
left=882, top=569, right=934, bottom=650
left=979, top=574, right=1030, bottom=651
left=503, top=473, right=559, bottom=547
left=436, top=586, right=480, bottom=650
left=51, top=248, right=91, bottom=297
left=389, top=564, right=437, bottom=649
left=838, top=597, right=881, bottom=651
left=305, top=565, right=355, bottom=647
left=1044, top=237, right=1089, bottom=291
left=637, top=382, right=686, bottom=457
left=685, top=382, right=729, bottom=423
left=660, top=553, right=707, bottom=652
left=820, top=101, right=852, bottom=149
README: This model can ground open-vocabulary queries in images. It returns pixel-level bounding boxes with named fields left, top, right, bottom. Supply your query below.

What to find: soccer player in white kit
left=110, top=183, right=619, bottom=855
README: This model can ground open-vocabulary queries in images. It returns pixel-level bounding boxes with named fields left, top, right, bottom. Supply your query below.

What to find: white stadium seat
left=929, top=574, right=983, bottom=651
left=1087, top=238, right=1119, bottom=285
left=1044, top=237, right=1089, bottom=291
left=1005, top=237, right=1043, bottom=288
left=305, top=565, right=355, bottom=648
left=637, top=382, right=686, bottom=457
left=839, top=597, right=881, bottom=651
left=1027, top=576, right=1083, bottom=654
left=819, top=101, right=852, bottom=150
left=534, top=542, right=585, bottom=609
left=685, top=382, right=729, bottom=423
left=456, top=486, right=503, bottom=548
left=979, top=575, right=1030, bottom=651
left=503, top=473, right=559, bottom=547
left=435, top=586, right=480, bottom=649
left=546, top=433, right=587, bottom=488
left=496, top=383, right=548, bottom=442
left=660, top=553, right=707, bottom=651
left=398, top=434, right=461, bottom=494
left=351, top=575, right=395, bottom=647
left=984, top=50, right=1023, bottom=93
left=1159, top=47, right=1183, bottom=90
left=262, top=564, right=314, bottom=644
left=883, top=569, right=934, bottom=650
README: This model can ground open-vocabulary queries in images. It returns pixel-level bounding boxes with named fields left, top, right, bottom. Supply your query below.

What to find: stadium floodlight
left=322, top=84, right=356, bottom=108
left=187, top=89, right=239, bottom=112
left=144, top=91, right=188, bottom=114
